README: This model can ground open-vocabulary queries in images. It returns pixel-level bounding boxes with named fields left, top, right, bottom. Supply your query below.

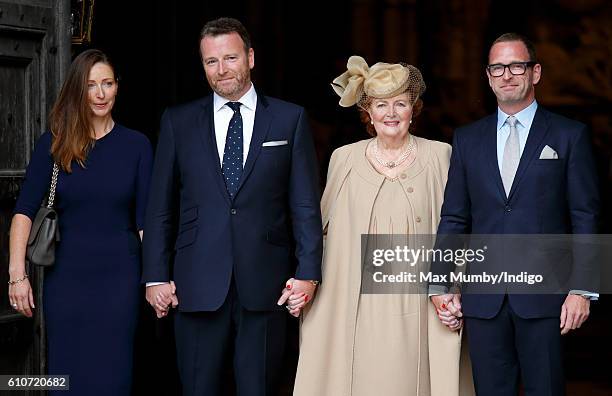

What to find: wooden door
left=0, top=0, right=69, bottom=391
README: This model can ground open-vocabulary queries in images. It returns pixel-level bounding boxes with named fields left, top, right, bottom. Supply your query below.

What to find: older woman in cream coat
left=292, top=56, right=473, bottom=396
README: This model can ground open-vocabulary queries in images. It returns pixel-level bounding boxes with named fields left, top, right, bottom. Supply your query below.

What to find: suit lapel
left=198, top=97, right=232, bottom=204
left=235, top=94, right=272, bottom=195
left=483, top=115, right=507, bottom=202
left=507, top=107, right=549, bottom=200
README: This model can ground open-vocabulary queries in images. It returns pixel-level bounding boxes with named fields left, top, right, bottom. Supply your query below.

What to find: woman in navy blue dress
left=8, top=49, right=152, bottom=395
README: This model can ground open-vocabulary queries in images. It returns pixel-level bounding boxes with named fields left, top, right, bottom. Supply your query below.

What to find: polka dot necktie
left=221, top=102, right=243, bottom=198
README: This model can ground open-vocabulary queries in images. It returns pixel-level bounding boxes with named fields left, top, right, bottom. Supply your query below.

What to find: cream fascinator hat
left=331, top=55, right=426, bottom=109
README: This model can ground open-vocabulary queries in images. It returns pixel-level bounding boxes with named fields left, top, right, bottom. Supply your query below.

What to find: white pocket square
left=539, top=145, right=558, bottom=159
left=262, top=140, right=288, bottom=147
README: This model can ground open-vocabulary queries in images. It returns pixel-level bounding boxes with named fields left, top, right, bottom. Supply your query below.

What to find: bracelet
left=8, top=274, right=28, bottom=286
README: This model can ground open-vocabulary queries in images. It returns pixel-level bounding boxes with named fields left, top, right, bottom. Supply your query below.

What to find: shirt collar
left=497, top=100, right=538, bottom=131
left=213, top=83, right=257, bottom=113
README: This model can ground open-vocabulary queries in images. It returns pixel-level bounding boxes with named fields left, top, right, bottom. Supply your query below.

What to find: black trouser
left=174, top=279, right=287, bottom=396
left=465, top=296, right=564, bottom=396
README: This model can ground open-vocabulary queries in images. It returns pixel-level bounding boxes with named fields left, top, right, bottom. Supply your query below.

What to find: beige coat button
left=400, top=173, right=407, bottom=179
left=407, top=186, right=414, bottom=193
left=415, top=216, right=422, bottom=223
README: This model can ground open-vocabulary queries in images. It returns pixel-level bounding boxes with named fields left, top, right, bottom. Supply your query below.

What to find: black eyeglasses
left=486, top=62, right=536, bottom=77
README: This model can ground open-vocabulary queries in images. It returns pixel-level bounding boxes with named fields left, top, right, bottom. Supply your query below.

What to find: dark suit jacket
left=142, top=93, right=323, bottom=312
left=433, top=106, right=599, bottom=319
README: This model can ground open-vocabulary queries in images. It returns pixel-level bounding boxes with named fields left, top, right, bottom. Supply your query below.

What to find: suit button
left=407, top=186, right=414, bottom=193
left=400, top=173, right=407, bottom=180
left=415, top=216, right=422, bottom=223
left=504, top=206, right=511, bottom=212
left=230, top=209, right=237, bottom=215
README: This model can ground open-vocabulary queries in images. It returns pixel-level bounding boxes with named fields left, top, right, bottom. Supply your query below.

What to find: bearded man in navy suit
left=142, top=17, right=322, bottom=396
left=430, top=33, right=599, bottom=395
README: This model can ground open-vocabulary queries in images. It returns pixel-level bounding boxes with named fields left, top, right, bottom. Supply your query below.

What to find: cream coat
left=294, top=137, right=474, bottom=396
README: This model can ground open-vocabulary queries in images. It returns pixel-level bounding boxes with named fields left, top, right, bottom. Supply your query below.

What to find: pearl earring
left=409, top=119, right=413, bottom=124
left=370, top=120, right=374, bottom=125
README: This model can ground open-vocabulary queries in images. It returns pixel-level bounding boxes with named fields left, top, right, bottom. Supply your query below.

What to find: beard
left=209, top=69, right=250, bottom=99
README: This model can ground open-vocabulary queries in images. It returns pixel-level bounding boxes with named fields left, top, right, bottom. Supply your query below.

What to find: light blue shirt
left=496, top=100, right=538, bottom=172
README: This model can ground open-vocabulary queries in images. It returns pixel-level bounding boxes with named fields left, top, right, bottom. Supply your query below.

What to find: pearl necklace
left=371, top=136, right=416, bottom=168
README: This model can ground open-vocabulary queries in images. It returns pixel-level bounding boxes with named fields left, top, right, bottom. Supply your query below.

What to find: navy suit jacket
left=434, top=106, right=599, bottom=319
left=142, top=93, right=323, bottom=312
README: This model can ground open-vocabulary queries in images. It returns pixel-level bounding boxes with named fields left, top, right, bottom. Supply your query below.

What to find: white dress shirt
left=213, top=83, right=258, bottom=166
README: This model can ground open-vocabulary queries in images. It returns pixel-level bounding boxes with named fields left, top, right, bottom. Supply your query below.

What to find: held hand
left=277, top=279, right=294, bottom=306
left=8, top=277, right=35, bottom=318
left=431, top=293, right=463, bottom=317
left=291, top=279, right=317, bottom=303
left=287, top=293, right=306, bottom=317
left=560, top=294, right=590, bottom=335
left=287, top=291, right=314, bottom=317
left=277, top=278, right=317, bottom=317
left=289, top=279, right=317, bottom=317
left=146, top=283, right=176, bottom=318
left=436, top=308, right=463, bottom=331
left=431, top=293, right=463, bottom=331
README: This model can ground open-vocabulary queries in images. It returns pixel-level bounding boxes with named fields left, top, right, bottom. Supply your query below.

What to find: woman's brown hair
left=49, top=49, right=116, bottom=172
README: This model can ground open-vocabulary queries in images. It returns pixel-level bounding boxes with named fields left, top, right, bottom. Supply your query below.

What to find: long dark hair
left=49, top=49, right=116, bottom=172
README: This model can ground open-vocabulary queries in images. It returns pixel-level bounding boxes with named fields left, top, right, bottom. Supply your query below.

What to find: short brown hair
left=359, top=98, right=423, bottom=137
left=49, top=49, right=116, bottom=173
left=490, top=33, right=537, bottom=62
left=200, top=17, right=251, bottom=52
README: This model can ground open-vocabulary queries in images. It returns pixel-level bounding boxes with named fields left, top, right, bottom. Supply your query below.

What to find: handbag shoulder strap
left=46, top=163, right=59, bottom=208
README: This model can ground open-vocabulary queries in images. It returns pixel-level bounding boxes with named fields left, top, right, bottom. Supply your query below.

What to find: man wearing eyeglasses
left=430, top=33, right=599, bottom=395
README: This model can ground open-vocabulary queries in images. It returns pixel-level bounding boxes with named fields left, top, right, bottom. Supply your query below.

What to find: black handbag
left=26, top=163, right=60, bottom=266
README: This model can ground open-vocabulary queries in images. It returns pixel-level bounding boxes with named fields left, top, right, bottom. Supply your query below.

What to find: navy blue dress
left=14, top=124, right=152, bottom=395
